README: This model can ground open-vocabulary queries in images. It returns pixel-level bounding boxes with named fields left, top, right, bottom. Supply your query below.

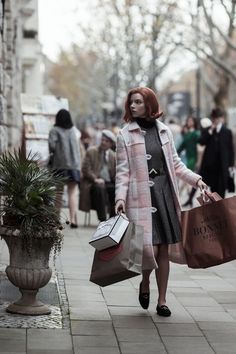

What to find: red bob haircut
left=123, top=87, right=163, bottom=123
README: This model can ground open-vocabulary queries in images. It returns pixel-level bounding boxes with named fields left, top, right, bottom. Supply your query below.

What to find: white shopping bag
left=89, top=213, right=129, bottom=251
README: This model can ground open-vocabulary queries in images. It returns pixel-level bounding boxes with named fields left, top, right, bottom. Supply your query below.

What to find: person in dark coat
left=198, top=108, right=235, bottom=198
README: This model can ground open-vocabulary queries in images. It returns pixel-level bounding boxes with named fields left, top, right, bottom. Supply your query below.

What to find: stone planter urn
left=0, top=226, right=53, bottom=315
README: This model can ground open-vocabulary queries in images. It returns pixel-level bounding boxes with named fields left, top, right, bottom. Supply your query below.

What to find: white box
left=89, top=214, right=129, bottom=251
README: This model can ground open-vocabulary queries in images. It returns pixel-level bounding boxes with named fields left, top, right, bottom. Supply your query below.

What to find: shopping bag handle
left=200, top=187, right=211, bottom=203
left=118, top=211, right=129, bottom=220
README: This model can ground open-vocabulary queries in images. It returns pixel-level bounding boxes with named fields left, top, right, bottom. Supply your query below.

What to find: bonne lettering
left=193, top=220, right=227, bottom=237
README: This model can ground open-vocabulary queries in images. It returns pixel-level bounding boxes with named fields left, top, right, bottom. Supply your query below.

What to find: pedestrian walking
left=178, top=116, right=200, bottom=206
left=198, top=107, right=234, bottom=198
left=182, top=117, right=212, bottom=207
left=48, top=109, right=81, bottom=228
left=177, top=116, right=200, bottom=171
left=115, top=87, right=207, bottom=317
left=167, top=119, right=182, bottom=149
left=79, top=129, right=116, bottom=222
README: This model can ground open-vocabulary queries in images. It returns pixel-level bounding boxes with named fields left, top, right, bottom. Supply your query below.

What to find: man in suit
left=198, top=108, right=234, bottom=198
left=79, top=129, right=116, bottom=221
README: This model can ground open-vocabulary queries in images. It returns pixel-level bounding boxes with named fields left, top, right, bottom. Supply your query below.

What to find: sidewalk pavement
left=1, top=208, right=236, bottom=354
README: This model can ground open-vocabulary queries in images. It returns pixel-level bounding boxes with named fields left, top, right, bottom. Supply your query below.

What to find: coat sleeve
left=228, top=129, right=235, bottom=167
left=115, top=132, right=130, bottom=203
left=177, top=138, right=185, bottom=155
left=198, top=128, right=212, bottom=145
left=48, top=129, right=58, bottom=153
left=168, top=129, right=202, bottom=187
left=108, top=150, right=116, bottom=182
left=81, top=149, right=97, bottom=182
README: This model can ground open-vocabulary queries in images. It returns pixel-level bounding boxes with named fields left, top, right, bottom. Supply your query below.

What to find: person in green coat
left=178, top=116, right=200, bottom=171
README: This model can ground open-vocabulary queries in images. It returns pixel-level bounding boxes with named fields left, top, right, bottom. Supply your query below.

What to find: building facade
left=0, top=0, right=43, bottom=154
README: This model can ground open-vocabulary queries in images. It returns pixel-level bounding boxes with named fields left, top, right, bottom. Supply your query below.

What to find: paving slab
left=115, top=327, right=161, bottom=342
left=119, top=341, right=167, bottom=354
left=27, top=329, right=73, bottom=351
left=108, top=305, right=150, bottom=317
left=197, top=321, right=236, bottom=331
left=178, top=296, right=221, bottom=307
left=70, top=302, right=111, bottom=320
left=203, top=328, right=236, bottom=343
left=210, top=343, right=236, bottom=354
left=27, top=351, right=73, bottom=354
left=0, top=328, right=26, bottom=352
left=72, top=334, right=118, bottom=348
left=188, top=310, right=235, bottom=322
left=161, top=336, right=215, bottom=354
left=208, top=291, right=236, bottom=303
left=155, top=323, right=203, bottom=336
left=71, top=320, right=114, bottom=335
left=73, top=348, right=120, bottom=354
left=112, top=315, right=156, bottom=329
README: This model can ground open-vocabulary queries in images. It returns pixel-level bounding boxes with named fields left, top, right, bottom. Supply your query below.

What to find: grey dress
left=137, top=119, right=181, bottom=245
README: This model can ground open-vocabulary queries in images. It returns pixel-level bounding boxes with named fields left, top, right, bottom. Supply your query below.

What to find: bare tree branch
left=220, top=0, right=231, bottom=17
left=199, top=66, right=217, bottom=95
left=200, top=0, right=218, bottom=56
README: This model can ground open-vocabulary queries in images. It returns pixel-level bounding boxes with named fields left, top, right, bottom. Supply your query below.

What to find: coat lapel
left=156, top=120, right=169, bottom=146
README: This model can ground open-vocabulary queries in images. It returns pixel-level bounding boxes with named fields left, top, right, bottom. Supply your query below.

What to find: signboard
left=167, top=91, right=191, bottom=121
left=21, top=94, right=69, bottom=162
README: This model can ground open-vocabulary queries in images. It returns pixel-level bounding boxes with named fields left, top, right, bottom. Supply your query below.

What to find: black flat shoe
left=138, top=282, right=150, bottom=309
left=156, top=304, right=171, bottom=317
left=70, top=223, right=78, bottom=229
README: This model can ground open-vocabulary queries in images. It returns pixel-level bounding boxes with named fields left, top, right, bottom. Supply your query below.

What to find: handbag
left=182, top=192, right=236, bottom=268
left=89, top=213, right=129, bottom=251
left=89, top=222, right=143, bottom=287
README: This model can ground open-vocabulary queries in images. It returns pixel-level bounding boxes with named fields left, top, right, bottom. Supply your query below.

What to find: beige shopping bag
left=89, top=222, right=143, bottom=287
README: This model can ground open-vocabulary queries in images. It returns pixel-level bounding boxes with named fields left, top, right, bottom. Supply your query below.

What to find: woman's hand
left=94, top=178, right=105, bottom=185
left=115, top=199, right=126, bottom=214
left=197, top=179, right=208, bottom=191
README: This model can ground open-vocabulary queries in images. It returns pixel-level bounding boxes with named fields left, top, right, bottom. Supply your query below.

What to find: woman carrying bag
left=115, top=87, right=207, bottom=317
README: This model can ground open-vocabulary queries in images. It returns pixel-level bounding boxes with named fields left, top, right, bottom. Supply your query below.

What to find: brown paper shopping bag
left=182, top=195, right=236, bottom=268
left=89, top=222, right=143, bottom=287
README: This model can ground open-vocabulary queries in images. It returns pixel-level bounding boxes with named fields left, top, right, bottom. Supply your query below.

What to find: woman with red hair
left=115, top=87, right=206, bottom=317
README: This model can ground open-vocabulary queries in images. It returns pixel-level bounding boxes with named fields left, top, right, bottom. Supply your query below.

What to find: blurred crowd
left=48, top=107, right=235, bottom=226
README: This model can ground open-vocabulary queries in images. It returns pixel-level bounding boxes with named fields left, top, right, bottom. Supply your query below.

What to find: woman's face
left=187, top=117, right=194, bottom=128
left=130, top=93, right=146, bottom=118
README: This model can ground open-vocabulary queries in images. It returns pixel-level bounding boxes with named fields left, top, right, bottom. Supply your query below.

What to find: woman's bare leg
left=141, top=246, right=158, bottom=292
left=67, top=181, right=79, bottom=224
left=55, top=185, right=64, bottom=219
left=155, top=244, right=169, bottom=306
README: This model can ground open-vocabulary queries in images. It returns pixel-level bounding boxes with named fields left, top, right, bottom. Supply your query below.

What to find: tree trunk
left=213, top=73, right=230, bottom=112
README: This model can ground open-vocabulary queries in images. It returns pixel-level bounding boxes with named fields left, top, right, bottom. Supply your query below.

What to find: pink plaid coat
left=115, top=120, right=202, bottom=270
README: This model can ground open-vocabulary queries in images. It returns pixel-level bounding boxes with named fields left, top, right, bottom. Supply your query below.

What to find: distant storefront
left=167, top=91, right=191, bottom=122
left=21, top=94, right=68, bottom=162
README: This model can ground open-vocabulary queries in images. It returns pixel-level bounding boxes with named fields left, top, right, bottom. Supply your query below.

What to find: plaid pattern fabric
left=116, top=120, right=202, bottom=270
